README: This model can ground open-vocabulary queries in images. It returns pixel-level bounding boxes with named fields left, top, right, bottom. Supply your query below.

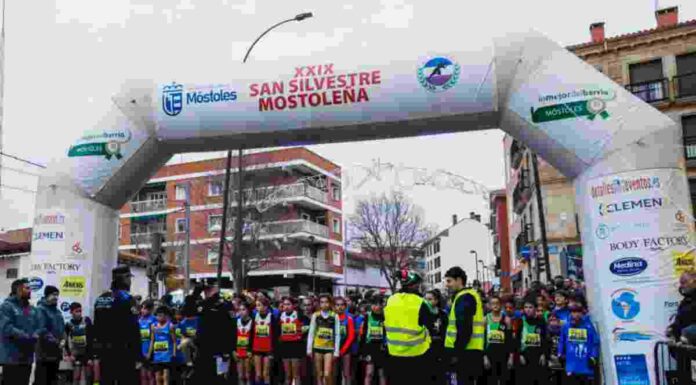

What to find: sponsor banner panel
left=584, top=168, right=693, bottom=385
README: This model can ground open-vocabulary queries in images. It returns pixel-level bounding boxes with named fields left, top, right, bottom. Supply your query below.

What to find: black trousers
left=1, top=364, right=32, bottom=385
left=100, top=357, right=138, bottom=385
left=388, top=354, right=432, bottom=385
left=34, top=361, right=60, bottom=385
left=518, top=361, right=547, bottom=385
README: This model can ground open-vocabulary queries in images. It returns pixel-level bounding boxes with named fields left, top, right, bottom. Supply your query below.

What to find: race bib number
left=256, top=324, right=270, bottom=337
left=185, top=327, right=197, bottom=338
left=238, top=335, right=249, bottom=347
left=315, top=327, right=334, bottom=349
left=524, top=333, right=541, bottom=347
left=71, top=335, right=87, bottom=346
left=153, top=341, right=169, bottom=352
left=488, top=330, right=505, bottom=344
left=282, top=323, right=297, bottom=335
left=368, top=326, right=383, bottom=339
left=568, top=328, right=588, bottom=343
left=140, top=329, right=150, bottom=340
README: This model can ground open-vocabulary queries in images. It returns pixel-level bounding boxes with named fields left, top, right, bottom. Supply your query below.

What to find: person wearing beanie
left=35, top=285, right=65, bottom=385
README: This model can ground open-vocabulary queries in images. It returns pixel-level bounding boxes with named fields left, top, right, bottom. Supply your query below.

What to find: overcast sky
left=1, top=0, right=695, bottom=231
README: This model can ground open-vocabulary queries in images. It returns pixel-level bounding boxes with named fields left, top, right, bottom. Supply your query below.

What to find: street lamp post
left=217, top=11, right=314, bottom=292
left=470, top=250, right=479, bottom=284
left=478, top=259, right=485, bottom=290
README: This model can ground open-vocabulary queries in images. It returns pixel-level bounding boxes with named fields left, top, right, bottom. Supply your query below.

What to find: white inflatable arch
left=29, top=26, right=693, bottom=385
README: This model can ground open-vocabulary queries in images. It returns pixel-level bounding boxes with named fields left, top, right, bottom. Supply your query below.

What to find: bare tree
left=348, top=191, right=434, bottom=292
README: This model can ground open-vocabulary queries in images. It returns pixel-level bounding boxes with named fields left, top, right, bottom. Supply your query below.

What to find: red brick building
left=489, top=190, right=511, bottom=293
left=118, top=147, right=345, bottom=295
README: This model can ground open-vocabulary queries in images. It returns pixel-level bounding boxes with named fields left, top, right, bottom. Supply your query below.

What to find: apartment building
left=118, top=147, right=345, bottom=296
left=422, top=213, right=495, bottom=292
left=489, top=190, right=512, bottom=294
left=503, top=6, right=696, bottom=292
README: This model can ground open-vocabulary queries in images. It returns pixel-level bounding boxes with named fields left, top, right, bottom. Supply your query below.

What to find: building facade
left=489, top=190, right=512, bottom=293
left=503, top=6, right=696, bottom=293
left=118, top=147, right=345, bottom=295
left=334, top=248, right=391, bottom=297
left=422, top=213, right=495, bottom=292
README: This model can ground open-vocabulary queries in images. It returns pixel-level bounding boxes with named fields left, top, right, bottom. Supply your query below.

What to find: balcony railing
left=130, top=226, right=166, bottom=244
left=248, top=256, right=338, bottom=274
left=684, top=136, right=696, bottom=160
left=130, top=198, right=167, bottom=213
left=625, top=78, right=670, bottom=103
left=510, top=140, right=524, bottom=170
left=262, top=220, right=330, bottom=238
left=272, top=183, right=328, bottom=204
left=674, top=72, right=696, bottom=99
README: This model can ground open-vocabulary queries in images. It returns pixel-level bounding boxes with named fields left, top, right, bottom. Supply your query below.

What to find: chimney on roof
left=469, top=212, right=476, bottom=220
left=452, top=214, right=458, bottom=226
left=656, top=6, right=678, bottom=28
left=590, top=22, right=605, bottom=44
left=475, top=214, right=481, bottom=222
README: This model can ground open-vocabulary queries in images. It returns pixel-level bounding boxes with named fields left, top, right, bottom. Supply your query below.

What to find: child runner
left=64, top=302, right=93, bottom=385
left=558, top=304, right=598, bottom=385
left=517, top=297, right=548, bottom=385
left=172, top=307, right=186, bottom=385
left=178, top=303, right=199, bottom=373
left=279, top=297, right=307, bottom=385
left=424, top=290, right=448, bottom=385
left=147, top=306, right=177, bottom=385
left=253, top=297, right=279, bottom=385
left=139, top=300, right=156, bottom=385
left=553, top=290, right=571, bottom=327
left=235, top=301, right=254, bottom=385
left=359, top=296, right=386, bottom=385
left=483, top=296, right=513, bottom=385
left=307, top=294, right=340, bottom=385
left=334, top=297, right=355, bottom=385
left=547, top=313, right=564, bottom=385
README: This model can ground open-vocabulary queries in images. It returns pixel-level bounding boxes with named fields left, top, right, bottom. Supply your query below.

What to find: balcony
left=684, top=136, right=696, bottom=161
left=625, top=78, right=670, bottom=103
left=247, top=256, right=341, bottom=276
left=512, top=169, right=532, bottom=214
left=130, top=198, right=167, bottom=213
left=129, top=224, right=166, bottom=245
left=262, top=220, right=330, bottom=239
left=674, top=72, right=696, bottom=99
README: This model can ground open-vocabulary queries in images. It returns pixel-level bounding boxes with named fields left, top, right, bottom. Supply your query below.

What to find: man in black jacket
left=92, top=266, right=140, bottom=385
left=192, top=283, right=235, bottom=384
left=668, top=271, right=696, bottom=342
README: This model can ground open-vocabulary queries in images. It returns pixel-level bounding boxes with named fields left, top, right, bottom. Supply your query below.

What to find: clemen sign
left=610, top=257, right=648, bottom=277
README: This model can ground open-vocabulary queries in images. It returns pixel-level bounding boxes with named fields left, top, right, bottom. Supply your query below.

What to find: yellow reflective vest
left=384, top=293, right=431, bottom=357
left=444, top=288, right=484, bottom=351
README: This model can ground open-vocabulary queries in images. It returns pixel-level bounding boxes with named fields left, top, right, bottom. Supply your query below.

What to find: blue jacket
left=558, top=317, right=599, bottom=377
left=0, top=296, right=38, bottom=365
left=35, top=298, right=66, bottom=362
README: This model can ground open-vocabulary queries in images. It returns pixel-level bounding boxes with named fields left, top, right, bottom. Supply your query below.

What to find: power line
left=0, top=184, right=36, bottom=194
left=0, top=151, right=46, bottom=169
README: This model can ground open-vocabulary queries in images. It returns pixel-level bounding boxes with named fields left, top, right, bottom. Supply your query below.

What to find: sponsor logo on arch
left=609, top=257, right=647, bottom=277
left=68, top=129, right=132, bottom=160
left=417, top=57, right=461, bottom=93
left=162, top=82, right=238, bottom=117
left=611, top=288, right=640, bottom=321
left=590, top=176, right=661, bottom=199
left=530, top=88, right=615, bottom=123
left=598, top=197, right=666, bottom=217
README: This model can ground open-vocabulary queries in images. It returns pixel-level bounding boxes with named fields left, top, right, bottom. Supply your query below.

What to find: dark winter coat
left=0, top=296, right=38, bottom=365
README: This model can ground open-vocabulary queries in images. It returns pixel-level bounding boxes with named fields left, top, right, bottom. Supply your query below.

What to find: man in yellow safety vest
left=444, top=266, right=484, bottom=385
left=384, top=270, right=436, bottom=385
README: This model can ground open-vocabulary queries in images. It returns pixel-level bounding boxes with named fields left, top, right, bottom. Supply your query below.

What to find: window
left=628, top=59, right=666, bottom=102
left=176, top=218, right=187, bottom=233
left=175, top=185, right=186, bottom=200
left=301, top=213, right=311, bottom=221
left=208, top=215, right=222, bottom=232
left=207, top=250, right=219, bottom=265
left=435, top=256, right=441, bottom=269
left=175, top=250, right=183, bottom=264
left=676, top=52, right=696, bottom=98
left=332, top=186, right=341, bottom=200
left=434, top=272, right=441, bottom=283
left=333, top=219, right=341, bottom=234
left=683, top=115, right=696, bottom=160
left=208, top=180, right=223, bottom=196
left=332, top=250, right=341, bottom=266
left=118, top=223, right=122, bottom=239
left=433, top=240, right=441, bottom=254
left=6, top=268, right=18, bottom=279
left=302, top=247, right=311, bottom=258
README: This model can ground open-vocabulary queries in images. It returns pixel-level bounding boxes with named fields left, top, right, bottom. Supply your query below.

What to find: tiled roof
left=567, top=19, right=696, bottom=50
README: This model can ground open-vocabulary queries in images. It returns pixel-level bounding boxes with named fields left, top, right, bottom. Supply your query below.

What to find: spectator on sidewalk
left=668, top=271, right=696, bottom=343
left=0, top=278, right=37, bottom=385
left=34, top=285, right=65, bottom=385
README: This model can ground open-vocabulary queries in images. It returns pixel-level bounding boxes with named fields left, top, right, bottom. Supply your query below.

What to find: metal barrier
left=653, top=341, right=696, bottom=385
